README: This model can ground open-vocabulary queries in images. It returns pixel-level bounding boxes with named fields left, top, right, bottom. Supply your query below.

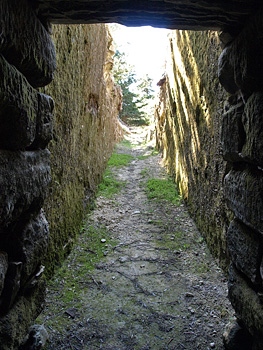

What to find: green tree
left=113, top=50, right=154, bottom=126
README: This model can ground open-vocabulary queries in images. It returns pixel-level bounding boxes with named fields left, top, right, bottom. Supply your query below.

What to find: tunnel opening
left=1, top=1, right=263, bottom=349
left=32, top=23, right=237, bottom=350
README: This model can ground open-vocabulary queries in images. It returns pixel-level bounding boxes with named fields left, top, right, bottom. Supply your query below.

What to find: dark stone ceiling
left=36, top=0, right=262, bottom=33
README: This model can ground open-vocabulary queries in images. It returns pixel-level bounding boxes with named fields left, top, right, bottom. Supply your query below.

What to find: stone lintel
left=36, top=0, right=261, bottom=32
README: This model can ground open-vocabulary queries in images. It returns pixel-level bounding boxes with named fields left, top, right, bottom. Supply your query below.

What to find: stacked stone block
left=219, top=7, right=263, bottom=349
left=0, top=0, right=55, bottom=348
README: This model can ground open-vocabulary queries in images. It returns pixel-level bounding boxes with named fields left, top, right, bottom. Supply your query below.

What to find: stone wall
left=0, top=1, right=121, bottom=348
left=156, top=9, right=263, bottom=348
left=218, top=9, right=263, bottom=349
left=155, top=30, right=229, bottom=269
left=42, top=24, right=122, bottom=277
left=0, top=1, right=56, bottom=348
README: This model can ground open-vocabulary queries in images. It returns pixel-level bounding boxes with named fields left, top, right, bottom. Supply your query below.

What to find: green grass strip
left=98, top=169, right=124, bottom=198
left=145, top=178, right=181, bottom=204
left=107, top=152, right=134, bottom=167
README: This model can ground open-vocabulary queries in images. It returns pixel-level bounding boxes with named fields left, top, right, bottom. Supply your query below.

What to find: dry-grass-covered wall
left=155, top=30, right=229, bottom=269
left=42, top=24, right=122, bottom=276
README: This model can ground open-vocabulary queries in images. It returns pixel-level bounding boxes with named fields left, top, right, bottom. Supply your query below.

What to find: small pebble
left=119, top=256, right=127, bottom=263
left=132, top=210, right=141, bottom=215
left=210, top=342, right=215, bottom=349
left=101, top=239, right=106, bottom=243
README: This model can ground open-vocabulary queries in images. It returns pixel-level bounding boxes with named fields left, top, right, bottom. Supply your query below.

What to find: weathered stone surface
left=0, top=279, right=46, bottom=350
left=221, top=101, right=245, bottom=161
left=37, top=0, right=261, bottom=31
left=0, top=150, right=51, bottom=230
left=0, top=55, right=38, bottom=150
left=241, top=92, right=263, bottom=166
left=228, top=264, right=263, bottom=343
left=218, top=46, right=239, bottom=94
left=19, top=324, right=49, bottom=350
left=43, top=24, right=122, bottom=277
left=1, top=210, right=49, bottom=284
left=0, top=0, right=56, bottom=88
left=155, top=30, right=229, bottom=270
left=0, top=262, right=22, bottom=314
left=223, top=320, right=253, bottom=350
left=224, top=167, right=263, bottom=234
left=30, top=93, right=54, bottom=150
left=218, top=8, right=263, bottom=95
left=227, top=219, right=262, bottom=285
left=0, top=251, right=8, bottom=296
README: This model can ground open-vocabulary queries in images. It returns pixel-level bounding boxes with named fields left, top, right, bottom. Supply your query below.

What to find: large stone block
left=1, top=210, right=49, bottom=284
left=0, top=279, right=46, bottom=350
left=0, top=150, right=51, bottom=230
left=0, top=0, right=56, bottom=88
left=37, top=0, right=261, bottom=30
left=221, top=101, right=245, bottom=161
left=218, top=8, right=263, bottom=95
left=0, top=55, right=38, bottom=150
left=0, top=262, right=22, bottom=314
left=228, top=264, right=263, bottom=343
left=224, top=167, right=263, bottom=234
left=30, top=93, right=54, bottom=150
left=227, top=219, right=262, bottom=285
left=241, top=92, right=263, bottom=166
left=0, top=252, right=8, bottom=297
left=218, top=46, right=239, bottom=95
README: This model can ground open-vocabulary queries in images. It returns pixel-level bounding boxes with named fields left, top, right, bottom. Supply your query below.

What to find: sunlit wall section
left=155, top=30, right=230, bottom=269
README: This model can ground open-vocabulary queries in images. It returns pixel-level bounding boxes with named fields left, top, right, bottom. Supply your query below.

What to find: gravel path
left=39, top=127, right=233, bottom=350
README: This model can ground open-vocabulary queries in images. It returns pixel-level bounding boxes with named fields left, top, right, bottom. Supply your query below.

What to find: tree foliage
left=113, top=50, right=155, bottom=126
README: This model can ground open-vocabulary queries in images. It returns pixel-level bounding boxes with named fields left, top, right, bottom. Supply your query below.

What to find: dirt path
left=39, top=127, right=233, bottom=350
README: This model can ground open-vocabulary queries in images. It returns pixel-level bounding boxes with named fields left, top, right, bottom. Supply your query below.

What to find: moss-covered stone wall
left=155, top=30, right=229, bottom=269
left=42, top=24, right=122, bottom=276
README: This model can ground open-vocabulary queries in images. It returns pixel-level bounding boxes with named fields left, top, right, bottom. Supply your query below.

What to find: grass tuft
left=48, top=224, right=117, bottom=305
left=145, top=178, right=181, bottom=204
left=98, top=169, right=124, bottom=198
left=98, top=151, right=133, bottom=198
left=107, top=153, right=134, bottom=167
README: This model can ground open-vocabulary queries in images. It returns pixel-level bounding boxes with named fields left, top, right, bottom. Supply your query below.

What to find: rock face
left=0, top=1, right=121, bottom=349
left=1, top=0, right=263, bottom=349
left=42, top=24, right=122, bottom=276
left=220, top=13, right=263, bottom=347
left=156, top=7, right=263, bottom=350
left=155, top=30, right=229, bottom=269
left=0, top=2, right=54, bottom=346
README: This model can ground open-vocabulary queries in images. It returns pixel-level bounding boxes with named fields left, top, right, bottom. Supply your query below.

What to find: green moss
left=107, top=152, right=134, bottom=167
left=140, top=168, right=150, bottom=177
left=97, top=149, right=134, bottom=198
left=98, top=168, right=125, bottom=198
left=37, top=224, right=118, bottom=336
left=42, top=24, right=122, bottom=279
left=44, top=182, right=86, bottom=278
left=156, top=231, right=190, bottom=251
left=46, top=224, right=117, bottom=305
left=137, top=149, right=159, bottom=161
left=119, top=138, right=134, bottom=148
left=145, top=178, right=181, bottom=204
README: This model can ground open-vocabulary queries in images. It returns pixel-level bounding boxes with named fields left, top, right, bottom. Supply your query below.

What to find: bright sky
left=109, top=24, right=170, bottom=89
